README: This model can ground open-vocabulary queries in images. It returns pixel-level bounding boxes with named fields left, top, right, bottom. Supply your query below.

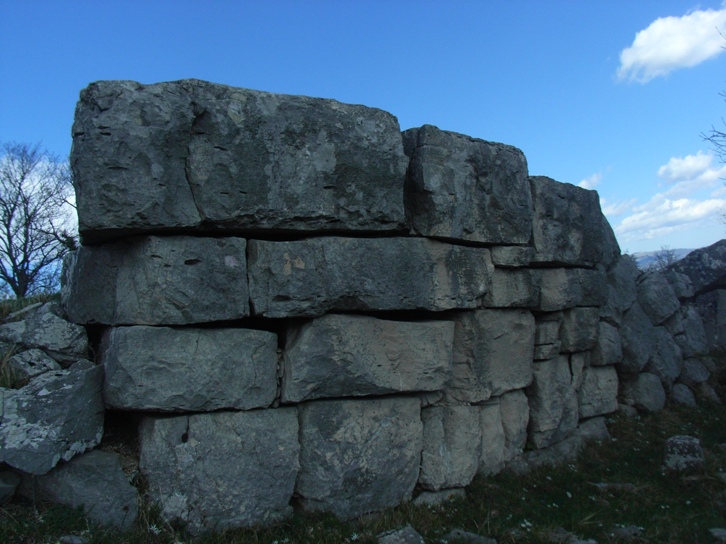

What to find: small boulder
left=377, top=525, right=426, bottom=544
left=662, top=435, right=705, bottom=474
left=620, top=372, right=666, bottom=413
left=670, top=384, right=697, bottom=407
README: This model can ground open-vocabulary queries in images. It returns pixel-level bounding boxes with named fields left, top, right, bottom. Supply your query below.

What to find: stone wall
left=1, top=79, right=723, bottom=534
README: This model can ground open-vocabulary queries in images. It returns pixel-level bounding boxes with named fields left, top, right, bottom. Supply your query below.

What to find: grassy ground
left=2, top=395, right=725, bottom=544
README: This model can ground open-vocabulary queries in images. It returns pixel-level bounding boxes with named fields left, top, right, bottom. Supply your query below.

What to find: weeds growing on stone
left=2, top=395, right=725, bottom=544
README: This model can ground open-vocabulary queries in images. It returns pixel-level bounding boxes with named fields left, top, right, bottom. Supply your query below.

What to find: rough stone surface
left=637, top=271, right=681, bottom=325
left=283, top=314, right=453, bottom=402
left=5, top=349, right=62, bottom=387
left=102, top=326, right=278, bottom=411
left=601, top=255, right=640, bottom=325
left=296, top=397, right=422, bottom=519
left=0, top=303, right=88, bottom=365
left=645, top=327, right=683, bottom=390
left=527, top=356, right=579, bottom=449
left=248, top=237, right=490, bottom=318
left=560, top=307, right=599, bottom=352
left=72, top=79, right=407, bottom=241
left=675, top=305, right=708, bottom=358
left=63, top=236, right=249, bottom=325
left=578, top=366, right=619, bottom=419
left=21, top=450, right=138, bottom=530
left=668, top=239, right=726, bottom=296
left=0, top=471, right=20, bottom=503
left=670, top=383, right=697, bottom=407
left=619, top=302, right=658, bottom=374
left=377, top=525, right=426, bottom=544
left=440, top=529, right=498, bottom=544
left=664, top=269, right=695, bottom=300
left=538, top=268, right=607, bottom=312
left=490, top=246, right=534, bottom=267
left=420, top=406, right=481, bottom=490
left=479, top=401, right=506, bottom=475
left=591, top=321, right=623, bottom=366
left=484, top=268, right=540, bottom=308
left=535, top=314, right=562, bottom=345
left=412, top=488, right=465, bottom=507
left=662, top=435, right=705, bottom=474
left=447, top=309, right=535, bottom=403
left=530, top=176, right=618, bottom=266
left=696, top=290, right=726, bottom=351
left=402, top=124, right=532, bottom=244
left=678, top=358, right=711, bottom=386
left=0, top=361, right=104, bottom=475
left=620, top=372, right=666, bottom=413
left=499, top=389, right=529, bottom=462
left=139, top=408, right=299, bottom=534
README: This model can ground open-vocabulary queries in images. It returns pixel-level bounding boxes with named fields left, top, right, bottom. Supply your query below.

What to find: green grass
left=2, top=398, right=725, bottom=544
left=0, top=292, right=59, bottom=321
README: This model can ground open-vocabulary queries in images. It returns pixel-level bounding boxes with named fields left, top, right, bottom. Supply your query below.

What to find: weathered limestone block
left=678, top=358, right=711, bottom=386
left=103, top=326, right=278, bottom=411
left=20, top=450, right=138, bottom=530
left=0, top=303, right=88, bottom=365
left=560, top=307, right=599, bottom=353
left=490, top=246, right=534, bottom=267
left=636, top=271, right=680, bottom=325
left=402, top=124, right=532, bottom=244
left=72, top=80, right=407, bottom=241
left=139, top=408, right=299, bottom=534
left=420, top=406, right=482, bottom=490
left=674, top=305, right=708, bottom=358
left=538, top=268, right=608, bottom=312
left=695, top=290, right=726, bottom=351
left=63, top=236, right=249, bottom=325
left=0, top=361, right=104, bottom=475
left=534, top=344, right=561, bottom=361
left=662, top=435, right=705, bottom=474
left=296, top=397, right=422, bottom=519
left=601, top=255, right=640, bottom=325
left=484, top=268, right=539, bottom=308
left=282, top=314, right=453, bottom=403
left=499, top=389, right=529, bottom=461
left=447, top=309, right=535, bottom=403
left=664, top=269, right=695, bottom=300
left=527, top=356, right=578, bottom=449
left=644, top=327, right=683, bottom=390
left=479, top=401, right=506, bottom=474
left=5, top=349, right=61, bottom=387
left=569, top=351, right=589, bottom=390
left=668, top=239, right=726, bottom=296
left=578, top=366, right=619, bottom=418
left=530, top=176, right=619, bottom=267
left=591, top=321, right=622, bottom=366
left=619, top=302, right=657, bottom=374
left=620, top=372, right=666, bottom=412
left=535, top=313, right=562, bottom=345
left=248, top=237, right=490, bottom=318
left=671, top=383, right=697, bottom=407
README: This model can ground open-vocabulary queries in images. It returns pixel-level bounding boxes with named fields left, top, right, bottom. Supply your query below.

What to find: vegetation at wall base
left=2, top=385, right=725, bottom=544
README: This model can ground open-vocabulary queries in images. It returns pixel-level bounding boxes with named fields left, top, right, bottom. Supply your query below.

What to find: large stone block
left=484, top=268, right=540, bottom=308
left=402, top=125, right=532, bottom=244
left=420, top=406, right=481, bottom=490
left=645, top=327, right=683, bottom=390
left=527, top=356, right=579, bottom=449
left=103, top=326, right=278, bottom=411
left=0, top=361, right=104, bottom=475
left=619, top=302, right=657, bottom=374
left=620, top=372, right=666, bottom=412
left=668, top=239, right=726, bottom=296
left=695, top=290, right=726, bottom=351
left=248, top=237, right=490, bottom=318
left=538, top=268, right=608, bottom=312
left=296, top=397, right=422, bottom=519
left=62, top=236, right=248, bottom=325
left=447, top=309, right=535, bottom=403
left=601, top=255, right=640, bottom=325
left=499, top=389, right=529, bottom=462
left=591, top=321, right=623, bottom=366
left=530, top=176, right=618, bottom=266
left=139, top=408, right=299, bottom=534
left=72, top=80, right=407, bottom=242
left=578, top=366, right=619, bottom=418
left=560, top=307, right=599, bottom=353
left=479, top=401, right=506, bottom=475
left=674, top=305, right=708, bottom=358
left=636, top=271, right=680, bottom=325
left=282, top=314, right=453, bottom=403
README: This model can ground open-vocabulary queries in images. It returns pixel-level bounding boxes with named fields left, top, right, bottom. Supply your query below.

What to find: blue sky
left=1, top=1, right=725, bottom=253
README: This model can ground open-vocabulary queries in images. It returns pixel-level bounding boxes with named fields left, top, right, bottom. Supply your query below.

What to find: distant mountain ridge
left=631, top=248, right=693, bottom=270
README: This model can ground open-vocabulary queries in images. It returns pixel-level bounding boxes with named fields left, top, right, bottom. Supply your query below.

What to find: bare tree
left=0, top=142, right=77, bottom=298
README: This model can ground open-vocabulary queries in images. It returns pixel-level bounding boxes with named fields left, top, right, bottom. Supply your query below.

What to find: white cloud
left=578, top=172, right=602, bottom=190
left=657, top=150, right=726, bottom=197
left=602, top=198, right=637, bottom=217
left=617, top=6, right=726, bottom=83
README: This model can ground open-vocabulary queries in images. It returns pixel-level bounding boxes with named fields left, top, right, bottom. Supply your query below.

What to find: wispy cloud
left=616, top=5, right=726, bottom=83
left=659, top=151, right=726, bottom=196
left=602, top=197, right=637, bottom=218
left=578, top=172, right=602, bottom=190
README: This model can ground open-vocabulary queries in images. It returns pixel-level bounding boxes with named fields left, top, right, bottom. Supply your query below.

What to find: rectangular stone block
left=102, top=326, right=278, bottom=411
left=499, top=389, right=529, bottom=462
left=248, top=237, right=490, bottom=318
left=282, top=314, right=453, bottom=402
left=560, top=307, right=600, bottom=353
left=446, top=309, right=535, bottom=403
left=484, top=268, right=540, bottom=308
left=402, top=125, right=532, bottom=245
left=139, top=409, right=299, bottom=534
left=296, top=397, right=422, bottom=519
left=72, top=80, right=407, bottom=242
left=62, top=236, right=248, bottom=325
left=479, top=400, right=506, bottom=475
left=538, top=268, right=608, bottom=312
left=578, top=366, right=619, bottom=419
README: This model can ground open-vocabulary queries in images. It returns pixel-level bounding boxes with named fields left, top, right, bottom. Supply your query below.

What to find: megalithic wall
left=59, top=79, right=722, bottom=534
